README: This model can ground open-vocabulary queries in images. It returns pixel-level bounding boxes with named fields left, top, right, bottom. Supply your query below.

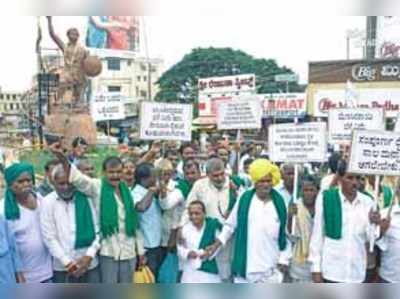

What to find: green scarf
left=227, top=176, right=242, bottom=213
left=100, top=177, right=138, bottom=239
left=362, top=186, right=392, bottom=208
left=176, top=179, right=193, bottom=200
left=382, top=186, right=393, bottom=208
left=232, top=188, right=287, bottom=278
left=323, top=188, right=342, bottom=240
left=198, top=217, right=222, bottom=274
left=74, top=191, right=96, bottom=249
left=4, top=163, right=35, bottom=220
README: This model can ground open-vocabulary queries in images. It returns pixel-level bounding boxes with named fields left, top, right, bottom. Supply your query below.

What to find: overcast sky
left=0, top=16, right=366, bottom=92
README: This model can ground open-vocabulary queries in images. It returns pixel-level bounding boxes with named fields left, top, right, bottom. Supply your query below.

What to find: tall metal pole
left=366, top=16, right=377, bottom=60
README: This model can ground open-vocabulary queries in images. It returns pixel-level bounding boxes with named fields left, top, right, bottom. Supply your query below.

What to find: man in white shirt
left=181, top=158, right=238, bottom=281
left=41, top=164, right=100, bottom=283
left=205, top=159, right=291, bottom=283
left=1, top=163, right=53, bottom=283
left=50, top=145, right=146, bottom=283
left=376, top=201, right=400, bottom=283
left=309, top=159, right=381, bottom=283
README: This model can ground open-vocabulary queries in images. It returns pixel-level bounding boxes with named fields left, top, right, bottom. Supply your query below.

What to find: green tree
left=155, top=47, right=305, bottom=115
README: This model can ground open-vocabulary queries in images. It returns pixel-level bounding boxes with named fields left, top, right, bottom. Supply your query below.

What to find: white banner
left=216, top=97, right=262, bottom=130
left=91, top=92, right=126, bottom=122
left=348, top=130, right=400, bottom=176
left=328, top=108, right=385, bottom=145
left=139, top=102, right=193, bottom=141
left=313, top=88, right=400, bottom=118
left=261, top=93, right=306, bottom=119
left=198, top=74, right=256, bottom=95
left=376, top=16, right=400, bottom=59
left=269, top=122, right=327, bottom=163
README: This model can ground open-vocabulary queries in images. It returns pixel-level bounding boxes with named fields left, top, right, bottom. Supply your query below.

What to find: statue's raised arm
left=47, top=16, right=65, bottom=52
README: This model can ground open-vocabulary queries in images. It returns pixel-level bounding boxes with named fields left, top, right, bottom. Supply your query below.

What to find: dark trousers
left=53, top=267, right=100, bottom=283
left=145, top=247, right=167, bottom=279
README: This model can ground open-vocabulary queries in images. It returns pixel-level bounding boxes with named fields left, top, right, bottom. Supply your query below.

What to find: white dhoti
left=181, top=269, right=222, bottom=283
left=234, top=269, right=284, bottom=283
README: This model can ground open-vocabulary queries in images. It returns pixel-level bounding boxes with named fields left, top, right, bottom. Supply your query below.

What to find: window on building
left=107, top=58, right=121, bottom=71
left=143, top=76, right=147, bottom=82
left=127, top=60, right=132, bottom=66
left=12, top=94, right=17, bottom=100
left=108, top=86, right=121, bottom=92
left=140, top=63, right=147, bottom=71
left=137, top=76, right=141, bottom=82
left=10, top=103, right=14, bottom=110
left=136, top=87, right=140, bottom=97
left=151, top=66, right=157, bottom=73
left=16, top=103, right=20, bottom=110
left=140, top=90, right=147, bottom=98
left=0, top=94, right=3, bottom=100
left=6, top=94, right=10, bottom=100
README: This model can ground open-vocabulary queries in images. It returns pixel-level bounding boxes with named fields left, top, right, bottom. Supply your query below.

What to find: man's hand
left=380, top=217, right=391, bottom=235
left=288, top=203, right=298, bottom=217
left=188, top=251, right=198, bottom=259
left=138, top=255, right=147, bottom=267
left=16, top=272, right=26, bottom=283
left=150, top=141, right=162, bottom=155
left=72, top=256, right=92, bottom=278
left=277, top=264, right=288, bottom=274
left=369, top=209, right=381, bottom=225
left=204, top=241, right=222, bottom=258
left=312, top=272, right=324, bottom=283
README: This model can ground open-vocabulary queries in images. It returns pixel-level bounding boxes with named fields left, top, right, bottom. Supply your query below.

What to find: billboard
left=86, top=16, right=140, bottom=53
left=261, top=93, right=306, bottom=119
left=376, top=16, right=400, bottom=59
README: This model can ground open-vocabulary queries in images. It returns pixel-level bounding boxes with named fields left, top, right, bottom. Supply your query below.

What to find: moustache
left=57, top=186, right=77, bottom=200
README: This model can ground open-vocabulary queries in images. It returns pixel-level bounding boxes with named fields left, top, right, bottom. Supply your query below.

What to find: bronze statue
left=47, top=16, right=89, bottom=109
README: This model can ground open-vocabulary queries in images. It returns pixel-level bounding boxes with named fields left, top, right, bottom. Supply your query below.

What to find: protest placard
left=328, top=108, right=385, bottom=145
left=216, top=97, right=262, bottom=130
left=139, top=102, right=193, bottom=141
left=91, top=92, right=126, bottom=122
left=269, top=122, right=327, bottom=163
left=348, top=130, right=400, bottom=176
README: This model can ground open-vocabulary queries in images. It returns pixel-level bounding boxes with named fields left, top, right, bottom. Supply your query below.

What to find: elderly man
left=181, top=158, right=241, bottom=281
left=309, top=160, right=381, bottom=283
left=275, top=163, right=296, bottom=206
left=0, top=163, right=53, bottom=283
left=41, top=165, right=100, bottom=283
left=205, top=159, right=291, bottom=283
left=51, top=145, right=145, bottom=283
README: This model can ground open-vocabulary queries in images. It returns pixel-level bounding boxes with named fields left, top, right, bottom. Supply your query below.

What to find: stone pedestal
left=45, top=113, right=97, bottom=150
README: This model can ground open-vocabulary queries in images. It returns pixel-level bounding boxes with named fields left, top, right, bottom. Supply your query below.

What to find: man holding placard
left=309, top=160, right=381, bottom=283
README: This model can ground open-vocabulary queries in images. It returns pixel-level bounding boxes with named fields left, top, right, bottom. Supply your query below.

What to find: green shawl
left=4, top=163, right=35, bottom=220
left=362, top=186, right=393, bottom=208
left=74, top=191, right=96, bottom=249
left=232, top=188, right=287, bottom=279
left=198, top=217, right=222, bottom=274
left=100, top=178, right=138, bottom=239
left=176, top=179, right=193, bottom=200
left=226, top=176, right=243, bottom=214
left=323, top=188, right=342, bottom=239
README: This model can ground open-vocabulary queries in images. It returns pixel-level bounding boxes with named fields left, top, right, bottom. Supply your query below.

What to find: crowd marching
left=0, top=135, right=398, bottom=284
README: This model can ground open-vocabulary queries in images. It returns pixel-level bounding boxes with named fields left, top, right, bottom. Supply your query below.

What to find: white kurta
left=177, top=221, right=221, bottom=283
left=308, top=189, right=375, bottom=283
left=218, top=193, right=291, bottom=283
left=377, top=205, right=400, bottom=283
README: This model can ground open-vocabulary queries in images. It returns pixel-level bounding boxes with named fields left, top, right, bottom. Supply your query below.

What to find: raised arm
left=47, top=16, right=65, bottom=52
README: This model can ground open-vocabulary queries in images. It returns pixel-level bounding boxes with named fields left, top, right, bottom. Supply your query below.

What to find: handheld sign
left=216, top=97, right=262, bottom=130
left=348, top=130, right=400, bottom=176
left=139, top=102, right=193, bottom=141
left=268, top=122, right=327, bottom=163
left=328, top=108, right=385, bottom=145
left=91, top=92, right=126, bottom=122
